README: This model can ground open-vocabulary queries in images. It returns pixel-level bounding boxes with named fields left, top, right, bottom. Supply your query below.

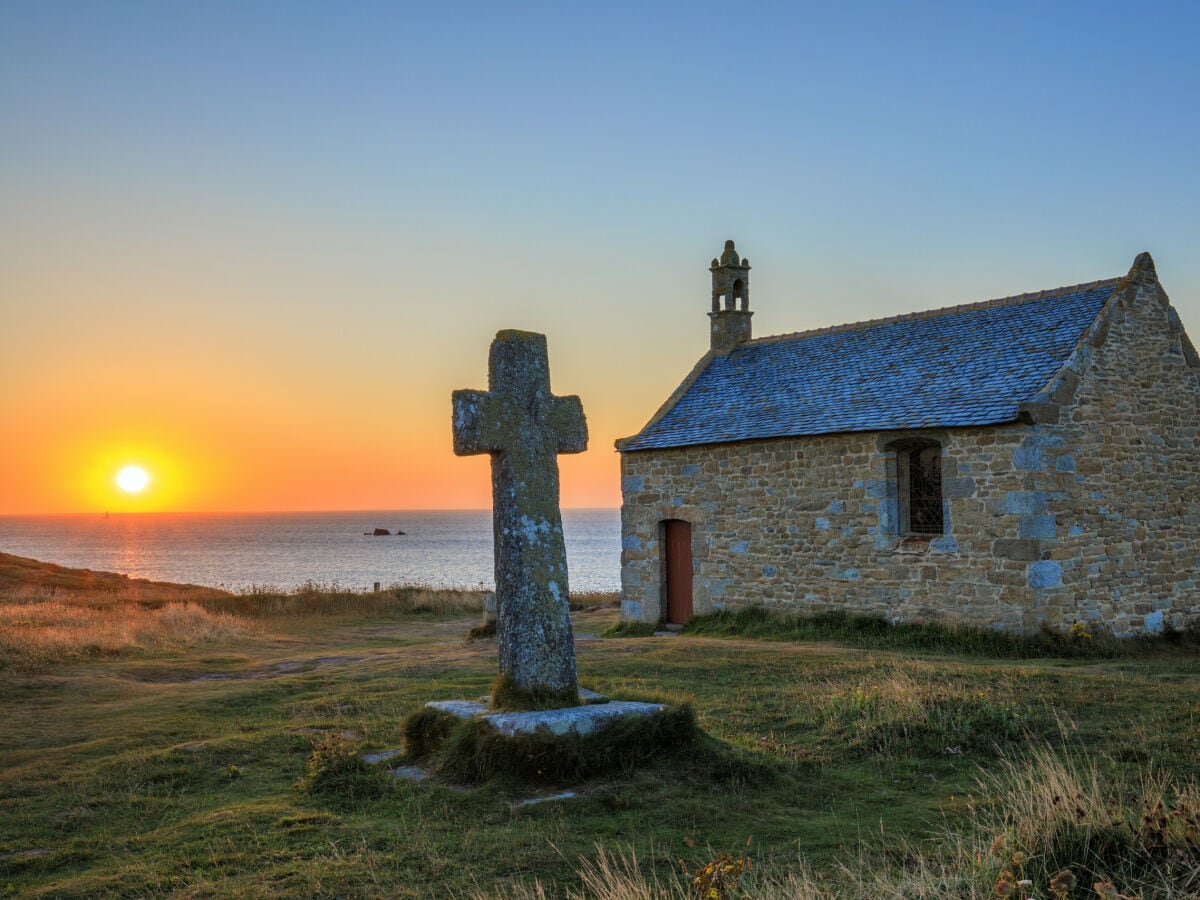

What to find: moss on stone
left=488, top=672, right=578, bottom=712
left=435, top=701, right=698, bottom=785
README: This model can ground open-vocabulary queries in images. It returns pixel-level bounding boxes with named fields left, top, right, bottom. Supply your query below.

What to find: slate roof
left=620, top=278, right=1123, bottom=451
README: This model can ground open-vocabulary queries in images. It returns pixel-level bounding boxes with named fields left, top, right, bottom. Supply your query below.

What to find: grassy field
left=2, top=555, right=1198, bottom=897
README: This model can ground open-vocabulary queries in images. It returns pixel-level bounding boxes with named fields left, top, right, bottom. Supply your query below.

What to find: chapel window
left=893, top=441, right=944, bottom=536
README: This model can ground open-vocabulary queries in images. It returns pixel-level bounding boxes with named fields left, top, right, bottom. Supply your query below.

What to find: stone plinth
left=425, top=698, right=666, bottom=739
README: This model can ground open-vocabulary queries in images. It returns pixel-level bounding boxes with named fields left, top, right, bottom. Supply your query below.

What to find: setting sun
left=116, top=465, right=150, bottom=493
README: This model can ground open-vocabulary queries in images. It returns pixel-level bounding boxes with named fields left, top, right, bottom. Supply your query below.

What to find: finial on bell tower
left=709, top=239, right=752, bottom=354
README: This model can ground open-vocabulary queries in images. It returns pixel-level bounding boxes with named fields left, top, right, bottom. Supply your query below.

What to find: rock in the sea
left=368, top=528, right=391, bottom=536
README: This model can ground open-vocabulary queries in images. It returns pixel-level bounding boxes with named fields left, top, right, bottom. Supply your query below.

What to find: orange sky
left=0, top=296, right=652, bottom=514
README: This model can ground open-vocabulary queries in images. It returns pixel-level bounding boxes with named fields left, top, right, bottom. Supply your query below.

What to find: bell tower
left=709, top=239, right=752, bottom=354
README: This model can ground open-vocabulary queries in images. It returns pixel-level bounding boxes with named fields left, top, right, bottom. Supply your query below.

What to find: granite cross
left=452, top=330, right=588, bottom=698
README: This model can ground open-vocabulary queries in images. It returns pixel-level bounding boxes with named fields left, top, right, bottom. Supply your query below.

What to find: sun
left=116, top=465, right=151, bottom=493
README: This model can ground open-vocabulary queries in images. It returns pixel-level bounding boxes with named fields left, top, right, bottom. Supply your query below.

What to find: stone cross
left=452, top=330, right=588, bottom=698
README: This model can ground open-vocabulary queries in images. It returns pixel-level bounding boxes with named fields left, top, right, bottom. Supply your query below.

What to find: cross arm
left=452, top=389, right=508, bottom=456
left=549, top=395, right=588, bottom=454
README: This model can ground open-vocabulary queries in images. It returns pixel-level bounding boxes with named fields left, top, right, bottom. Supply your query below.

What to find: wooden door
left=664, top=519, right=693, bottom=624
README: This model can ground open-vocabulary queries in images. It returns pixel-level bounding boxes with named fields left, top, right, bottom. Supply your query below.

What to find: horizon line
left=0, top=506, right=622, bottom=518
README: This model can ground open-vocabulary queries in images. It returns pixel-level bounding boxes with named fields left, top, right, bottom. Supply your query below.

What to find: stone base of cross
left=452, top=330, right=588, bottom=699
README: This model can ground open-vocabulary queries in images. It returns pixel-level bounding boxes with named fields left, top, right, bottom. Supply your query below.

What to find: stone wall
left=1023, top=269, right=1200, bottom=634
left=619, top=272, right=1200, bottom=636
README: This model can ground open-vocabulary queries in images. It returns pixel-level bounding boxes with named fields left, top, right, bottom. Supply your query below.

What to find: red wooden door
left=664, top=520, right=693, bottom=624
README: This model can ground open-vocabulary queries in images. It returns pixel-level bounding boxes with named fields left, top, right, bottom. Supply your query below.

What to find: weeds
left=295, top=734, right=394, bottom=803
left=684, top=851, right=751, bottom=899
left=966, top=746, right=1200, bottom=896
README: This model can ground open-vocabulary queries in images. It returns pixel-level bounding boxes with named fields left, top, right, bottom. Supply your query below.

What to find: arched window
left=890, top=439, right=944, bottom=536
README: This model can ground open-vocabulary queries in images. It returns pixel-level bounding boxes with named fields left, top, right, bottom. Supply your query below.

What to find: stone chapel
left=616, top=241, right=1200, bottom=636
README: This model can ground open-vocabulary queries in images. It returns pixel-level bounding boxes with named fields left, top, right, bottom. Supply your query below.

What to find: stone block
left=993, top=538, right=1041, bottom=561
left=930, top=535, right=958, bottom=553
left=1018, top=515, right=1058, bottom=539
left=1012, top=445, right=1045, bottom=471
left=942, top=477, right=977, bottom=498
left=484, top=701, right=667, bottom=738
left=1027, top=560, right=1063, bottom=589
left=865, top=479, right=889, bottom=499
left=1006, top=491, right=1048, bottom=515
left=427, top=700, right=487, bottom=719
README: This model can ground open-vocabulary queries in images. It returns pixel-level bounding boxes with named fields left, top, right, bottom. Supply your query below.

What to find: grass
left=2, top=557, right=1199, bottom=896
left=601, top=620, right=659, bottom=638
left=685, top=605, right=1200, bottom=659
left=0, top=553, right=486, bottom=671
left=0, top=598, right=259, bottom=670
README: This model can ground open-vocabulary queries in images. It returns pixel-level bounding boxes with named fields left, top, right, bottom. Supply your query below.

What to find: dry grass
left=473, top=749, right=1200, bottom=899
left=0, top=551, right=230, bottom=601
left=816, top=665, right=1036, bottom=756
left=0, top=582, right=486, bottom=671
left=198, top=583, right=486, bottom=619
left=570, top=590, right=621, bottom=610
left=0, top=598, right=258, bottom=670
left=960, top=746, right=1200, bottom=897
left=0, top=554, right=488, bottom=671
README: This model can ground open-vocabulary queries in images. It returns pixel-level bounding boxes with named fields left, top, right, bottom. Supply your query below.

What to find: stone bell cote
left=709, top=239, right=752, bottom=354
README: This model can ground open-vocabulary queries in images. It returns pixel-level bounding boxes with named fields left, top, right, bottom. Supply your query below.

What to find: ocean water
left=0, top=509, right=622, bottom=593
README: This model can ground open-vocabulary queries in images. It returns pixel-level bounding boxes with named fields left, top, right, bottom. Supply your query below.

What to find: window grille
left=906, top=446, right=944, bottom=535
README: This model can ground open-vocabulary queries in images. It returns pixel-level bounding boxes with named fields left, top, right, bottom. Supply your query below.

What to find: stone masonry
left=619, top=251, right=1200, bottom=636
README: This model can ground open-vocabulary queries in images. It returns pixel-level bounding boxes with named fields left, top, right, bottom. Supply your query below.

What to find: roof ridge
left=745, top=276, right=1123, bottom=347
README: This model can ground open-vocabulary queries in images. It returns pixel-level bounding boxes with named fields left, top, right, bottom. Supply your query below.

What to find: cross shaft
left=452, top=330, right=587, bottom=697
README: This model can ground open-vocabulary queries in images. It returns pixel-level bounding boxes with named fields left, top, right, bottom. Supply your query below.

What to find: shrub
left=294, top=734, right=393, bottom=802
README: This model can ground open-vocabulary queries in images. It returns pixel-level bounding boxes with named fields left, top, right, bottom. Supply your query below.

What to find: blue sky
left=2, top=1, right=1198, bottom=511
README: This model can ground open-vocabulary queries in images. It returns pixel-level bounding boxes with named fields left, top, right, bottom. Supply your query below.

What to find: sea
left=0, top=509, right=622, bottom=593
